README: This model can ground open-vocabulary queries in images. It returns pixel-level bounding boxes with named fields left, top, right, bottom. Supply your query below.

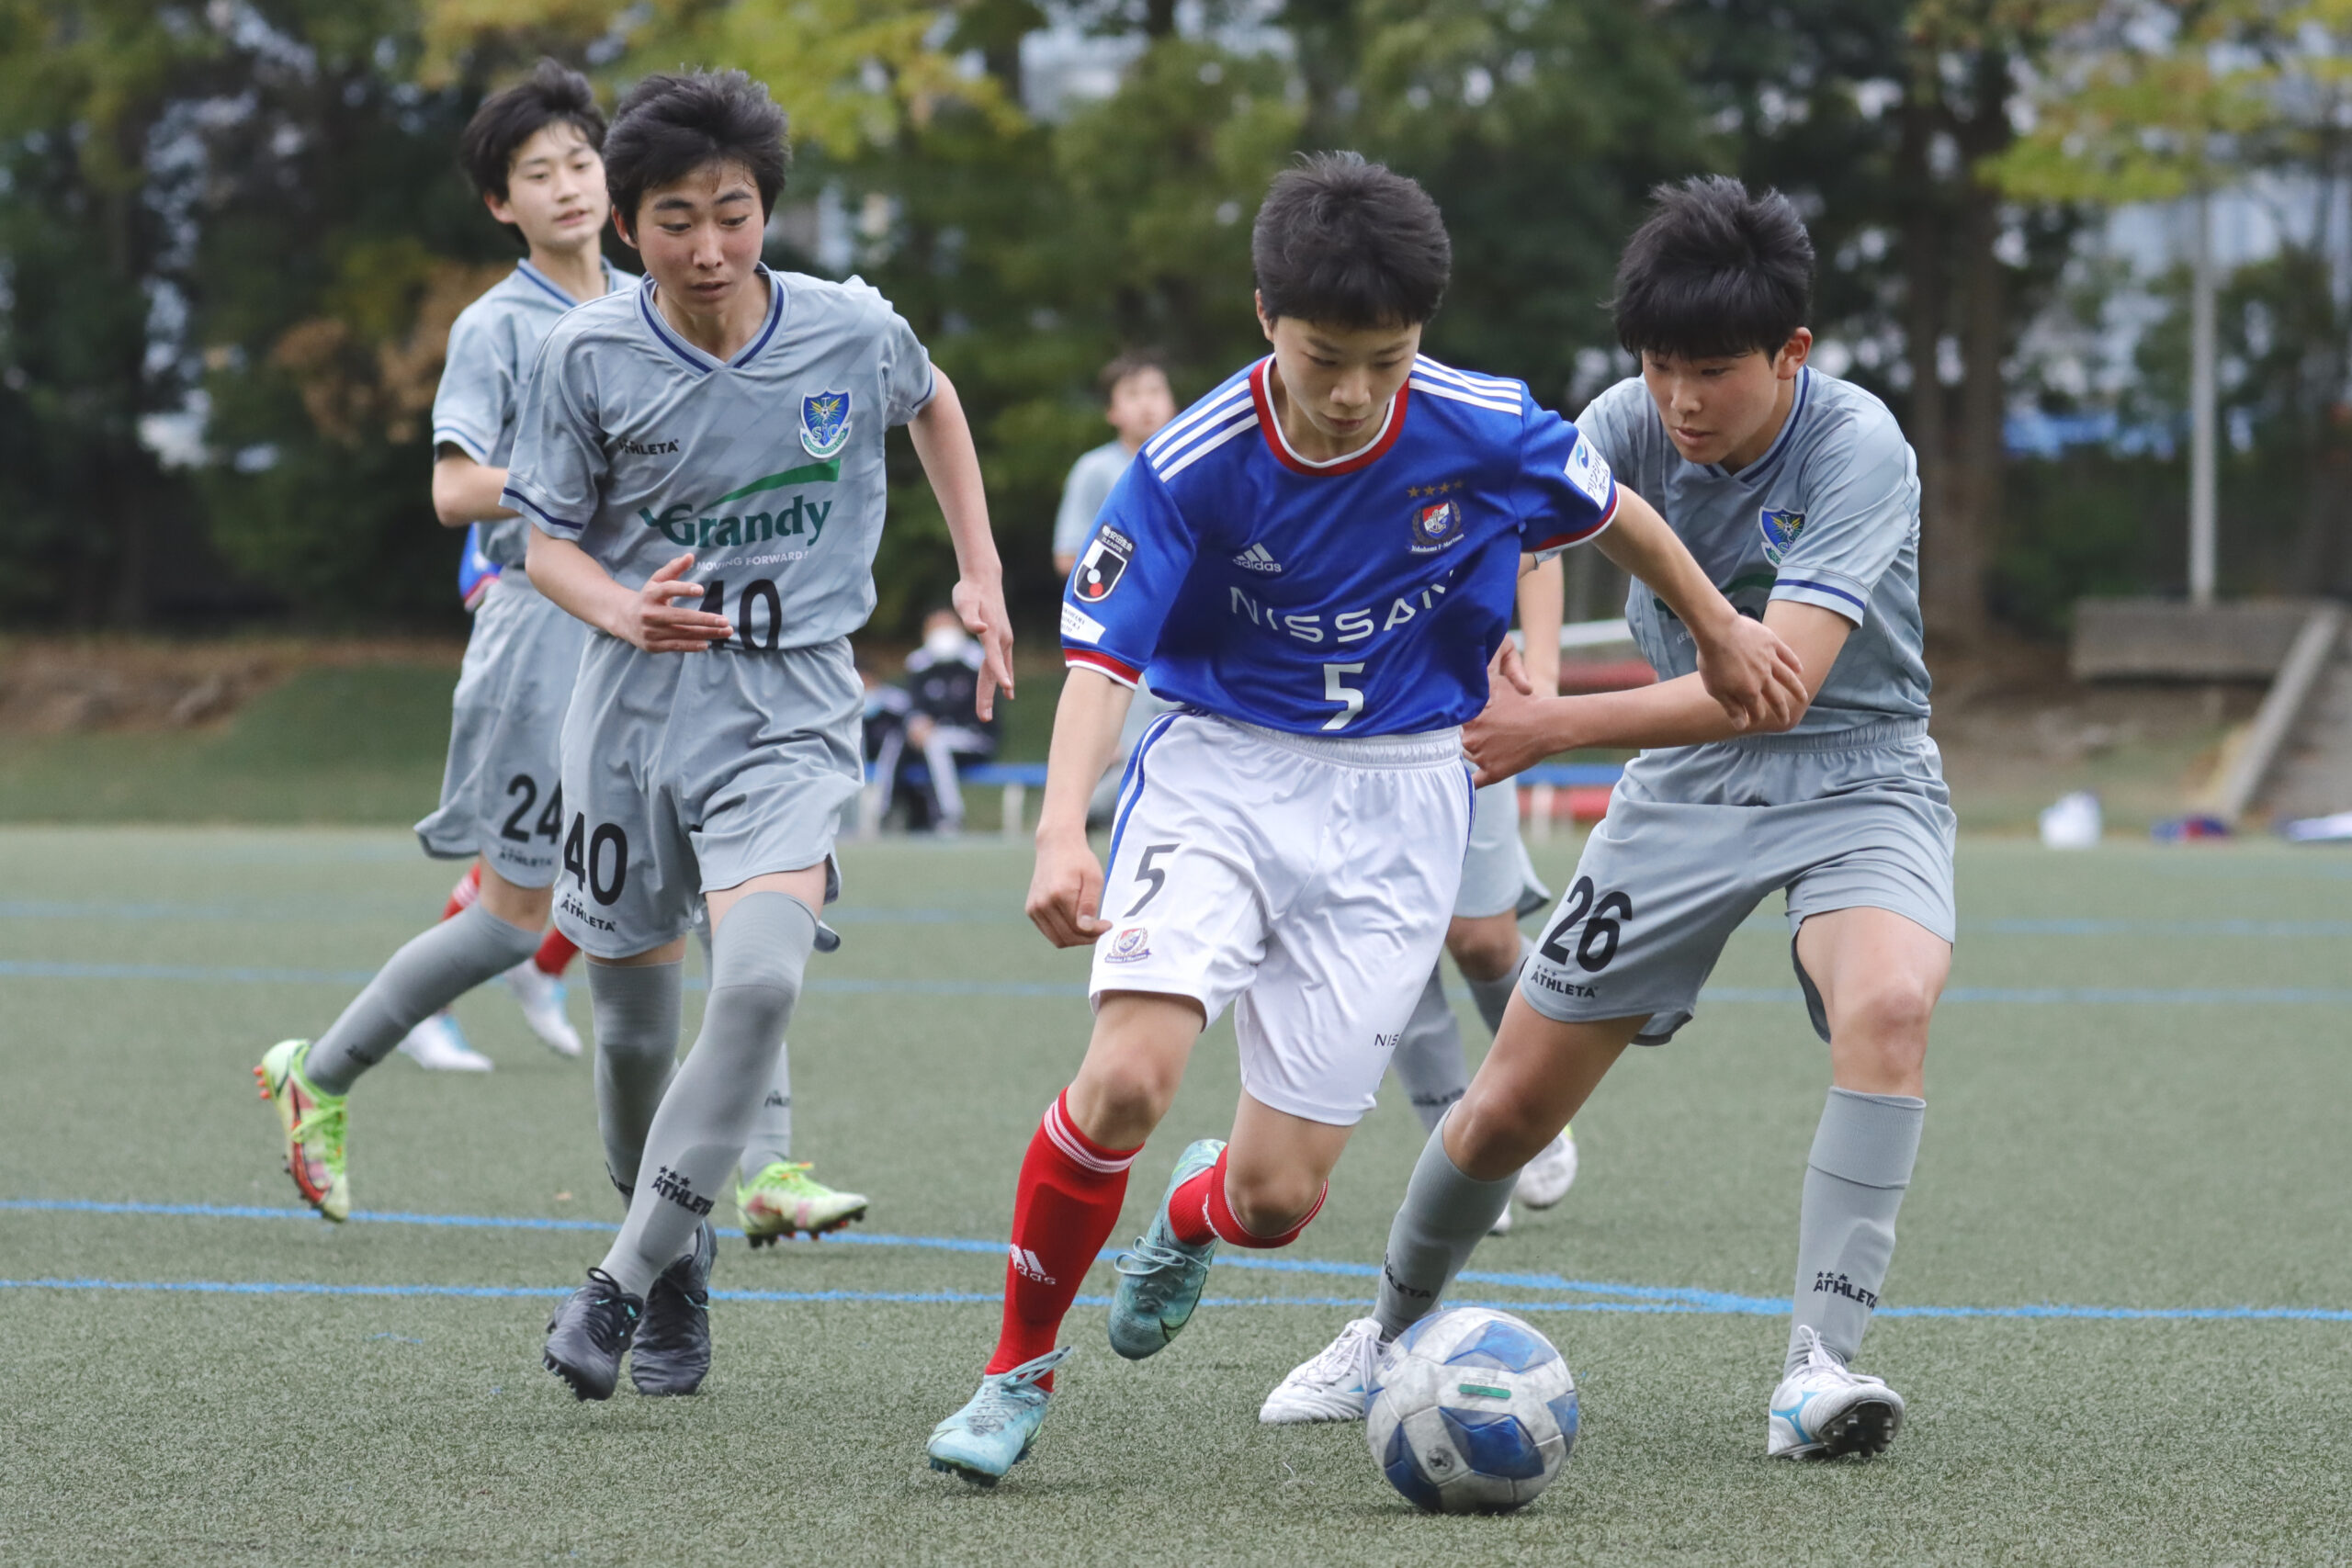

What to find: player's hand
left=1692, top=612, right=1806, bottom=732
left=618, top=554, right=733, bottom=653
left=1027, top=827, right=1110, bottom=948
left=954, top=573, right=1015, bottom=721
left=1489, top=638, right=1535, bottom=698
left=1464, top=671, right=1568, bottom=787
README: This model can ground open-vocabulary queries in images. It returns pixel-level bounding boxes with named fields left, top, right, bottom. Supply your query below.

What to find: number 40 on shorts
left=563, top=814, right=629, bottom=906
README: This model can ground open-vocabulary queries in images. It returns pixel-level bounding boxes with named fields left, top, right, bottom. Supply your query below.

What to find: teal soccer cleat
left=928, top=1347, right=1072, bottom=1485
left=1107, top=1137, right=1226, bottom=1360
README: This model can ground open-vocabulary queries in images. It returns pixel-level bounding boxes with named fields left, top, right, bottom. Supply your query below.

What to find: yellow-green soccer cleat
left=735, top=1161, right=869, bottom=1247
left=254, top=1038, right=349, bottom=1222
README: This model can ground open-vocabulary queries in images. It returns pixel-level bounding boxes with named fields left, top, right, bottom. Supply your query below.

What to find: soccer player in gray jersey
left=1282, top=177, right=1953, bottom=1461
left=509, top=71, right=1012, bottom=1401
left=257, top=63, right=628, bottom=1212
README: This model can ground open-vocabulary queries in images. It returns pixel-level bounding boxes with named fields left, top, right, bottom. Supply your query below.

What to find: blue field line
left=6, top=958, right=2351, bottom=1008
left=9, top=1199, right=2347, bottom=1323
left=2, top=1275, right=2345, bottom=1322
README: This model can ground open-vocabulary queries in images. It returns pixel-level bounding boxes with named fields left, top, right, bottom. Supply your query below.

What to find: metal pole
left=2188, top=187, right=2218, bottom=606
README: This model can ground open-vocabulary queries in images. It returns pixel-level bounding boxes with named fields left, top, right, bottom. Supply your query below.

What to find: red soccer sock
left=533, top=927, right=578, bottom=976
left=986, top=1091, right=1140, bottom=1386
left=441, top=863, right=482, bottom=922
left=1168, top=1146, right=1327, bottom=1250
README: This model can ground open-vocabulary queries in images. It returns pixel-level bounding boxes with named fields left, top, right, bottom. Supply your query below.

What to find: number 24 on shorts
left=1539, top=876, right=1634, bottom=973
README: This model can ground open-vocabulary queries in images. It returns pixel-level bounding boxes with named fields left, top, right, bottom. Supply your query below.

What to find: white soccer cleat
left=1767, top=1325, right=1905, bottom=1460
left=395, top=1012, right=493, bottom=1072
left=1516, top=1126, right=1578, bottom=1210
left=501, top=961, right=582, bottom=1057
left=1260, top=1316, right=1387, bottom=1425
left=1488, top=1201, right=1514, bottom=1235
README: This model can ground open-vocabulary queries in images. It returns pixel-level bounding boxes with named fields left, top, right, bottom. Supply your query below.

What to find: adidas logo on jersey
left=1231, top=543, right=1283, bottom=573
left=1010, top=1245, right=1057, bottom=1284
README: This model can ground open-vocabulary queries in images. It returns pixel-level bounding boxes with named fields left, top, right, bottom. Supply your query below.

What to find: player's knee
left=1070, top=1058, right=1179, bottom=1138
left=1445, top=1089, right=1548, bottom=1181
left=1837, top=976, right=1936, bottom=1052
left=1447, top=918, right=1521, bottom=982
left=1225, top=1168, right=1322, bottom=1238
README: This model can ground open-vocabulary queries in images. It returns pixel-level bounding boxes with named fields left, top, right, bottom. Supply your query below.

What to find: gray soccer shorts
left=1454, top=777, right=1549, bottom=921
left=1520, top=717, right=1955, bottom=1044
left=413, top=572, right=589, bottom=888
left=553, top=634, right=862, bottom=958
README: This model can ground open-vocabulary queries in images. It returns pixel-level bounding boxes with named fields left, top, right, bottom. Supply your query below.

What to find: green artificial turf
left=1, top=829, right=2348, bottom=1564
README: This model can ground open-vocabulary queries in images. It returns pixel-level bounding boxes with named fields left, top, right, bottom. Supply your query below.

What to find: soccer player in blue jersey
left=1294, top=175, right=1953, bottom=1461
left=924, top=153, right=1806, bottom=1484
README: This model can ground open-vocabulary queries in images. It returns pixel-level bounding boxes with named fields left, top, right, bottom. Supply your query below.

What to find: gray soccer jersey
left=432, top=258, right=628, bottom=567
left=503, top=265, right=934, bottom=636
left=1052, top=439, right=1133, bottom=559
left=1576, top=369, right=1928, bottom=737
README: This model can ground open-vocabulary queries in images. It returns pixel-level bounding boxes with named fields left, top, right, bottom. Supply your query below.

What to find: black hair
left=1250, top=152, right=1451, bottom=328
left=1098, top=351, right=1168, bottom=402
left=1611, top=175, right=1815, bottom=361
left=458, top=58, right=606, bottom=203
left=605, top=69, right=790, bottom=232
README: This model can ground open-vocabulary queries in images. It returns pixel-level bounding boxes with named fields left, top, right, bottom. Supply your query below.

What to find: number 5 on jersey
left=1322, top=661, right=1365, bottom=732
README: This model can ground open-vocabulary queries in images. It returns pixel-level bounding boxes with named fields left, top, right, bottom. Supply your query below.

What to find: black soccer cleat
left=630, top=1221, right=716, bottom=1396
left=543, top=1268, right=642, bottom=1401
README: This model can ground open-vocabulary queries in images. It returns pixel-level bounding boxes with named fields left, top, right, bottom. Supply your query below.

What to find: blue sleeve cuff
left=1770, top=569, right=1870, bottom=625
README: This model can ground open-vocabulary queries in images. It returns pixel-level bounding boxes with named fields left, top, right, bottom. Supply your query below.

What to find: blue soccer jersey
left=1057, top=354, right=1618, bottom=735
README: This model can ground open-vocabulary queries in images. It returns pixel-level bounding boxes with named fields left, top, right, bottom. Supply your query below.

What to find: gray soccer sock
left=1462, top=937, right=1533, bottom=1039
left=598, top=893, right=817, bottom=1296
left=304, top=903, right=542, bottom=1094
left=586, top=961, right=683, bottom=1192
left=1390, top=967, right=1468, bottom=1133
left=1373, top=1117, right=1519, bottom=1340
left=738, top=1047, right=793, bottom=1180
left=1785, top=1087, right=1925, bottom=1375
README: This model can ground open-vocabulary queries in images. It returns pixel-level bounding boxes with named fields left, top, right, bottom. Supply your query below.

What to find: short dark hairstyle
left=458, top=59, right=606, bottom=203
left=605, top=69, right=790, bottom=231
left=1250, top=152, right=1451, bottom=328
left=1098, top=351, right=1168, bottom=402
left=1612, top=175, right=1815, bottom=362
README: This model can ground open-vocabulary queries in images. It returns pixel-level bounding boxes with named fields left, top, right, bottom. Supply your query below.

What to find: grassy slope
left=0, top=830, right=2347, bottom=1563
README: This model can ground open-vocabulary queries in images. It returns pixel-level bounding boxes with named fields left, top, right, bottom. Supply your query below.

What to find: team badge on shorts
left=1759, top=507, right=1807, bottom=566
left=1074, top=525, right=1135, bottom=604
left=1105, top=925, right=1151, bottom=963
left=1410, top=500, right=1463, bottom=553
left=799, top=389, right=853, bottom=459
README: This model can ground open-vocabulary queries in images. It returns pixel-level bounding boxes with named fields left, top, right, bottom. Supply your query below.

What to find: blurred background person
left=873, top=609, right=1003, bottom=835
left=1052, top=353, right=1176, bottom=577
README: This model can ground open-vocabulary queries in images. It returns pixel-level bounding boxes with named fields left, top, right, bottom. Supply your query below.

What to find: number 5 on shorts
left=1322, top=661, right=1365, bottom=732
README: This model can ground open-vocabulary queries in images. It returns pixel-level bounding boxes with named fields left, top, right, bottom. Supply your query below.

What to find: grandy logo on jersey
left=1409, top=500, right=1463, bottom=553
left=636, top=457, right=841, bottom=549
left=799, top=389, right=852, bottom=459
left=1760, top=507, right=1807, bottom=566
left=1075, top=525, right=1134, bottom=604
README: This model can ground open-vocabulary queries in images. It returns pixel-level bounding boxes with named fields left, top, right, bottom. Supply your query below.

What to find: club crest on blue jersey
left=1074, top=525, right=1135, bottom=604
left=799, top=389, right=852, bottom=460
left=1759, top=507, right=1807, bottom=566
left=1410, top=500, right=1463, bottom=554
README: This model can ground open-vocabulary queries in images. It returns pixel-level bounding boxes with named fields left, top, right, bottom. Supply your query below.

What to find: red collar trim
left=1249, top=358, right=1409, bottom=477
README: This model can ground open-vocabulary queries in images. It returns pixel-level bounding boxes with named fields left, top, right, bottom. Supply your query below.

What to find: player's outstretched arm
left=1464, top=600, right=1853, bottom=784
left=910, top=368, right=1015, bottom=721
left=524, top=531, right=733, bottom=653
left=431, top=454, right=517, bottom=527
left=1025, top=669, right=1134, bottom=948
left=1594, top=488, right=1805, bottom=731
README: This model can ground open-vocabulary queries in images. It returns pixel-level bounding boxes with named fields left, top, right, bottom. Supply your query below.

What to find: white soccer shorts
left=1089, top=711, right=1476, bottom=1126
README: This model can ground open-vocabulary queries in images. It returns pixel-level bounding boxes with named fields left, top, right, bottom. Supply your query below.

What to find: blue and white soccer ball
left=1366, top=1307, right=1578, bottom=1514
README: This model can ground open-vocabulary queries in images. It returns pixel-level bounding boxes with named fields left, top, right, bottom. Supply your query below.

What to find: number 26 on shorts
left=1539, top=875, right=1634, bottom=974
